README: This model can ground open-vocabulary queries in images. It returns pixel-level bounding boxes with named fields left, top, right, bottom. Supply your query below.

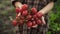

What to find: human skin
left=14, top=1, right=54, bottom=18
left=14, top=1, right=54, bottom=28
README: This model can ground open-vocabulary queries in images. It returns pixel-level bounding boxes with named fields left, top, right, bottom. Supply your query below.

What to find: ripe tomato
left=16, top=8, right=20, bottom=14
left=26, top=15, right=32, bottom=20
left=12, top=20, right=17, bottom=26
left=32, top=21, right=36, bottom=26
left=27, top=21, right=32, bottom=27
left=33, top=14, right=37, bottom=18
left=31, top=7, right=37, bottom=14
left=36, top=12, right=43, bottom=18
left=22, top=10, right=28, bottom=16
left=22, top=4, right=28, bottom=10
left=36, top=19, right=42, bottom=25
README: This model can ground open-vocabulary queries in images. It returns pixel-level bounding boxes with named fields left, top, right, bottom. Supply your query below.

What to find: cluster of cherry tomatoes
left=12, top=4, right=43, bottom=28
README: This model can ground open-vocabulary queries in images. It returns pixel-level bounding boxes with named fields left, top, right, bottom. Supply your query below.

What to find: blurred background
left=0, top=0, right=60, bottom=34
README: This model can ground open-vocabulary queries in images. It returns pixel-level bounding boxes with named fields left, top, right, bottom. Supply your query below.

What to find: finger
left=32, top=24, right=38, bottom=28
left=41, top=16, right=46, bottom=25
left=18, top=12, right=21, bottom=17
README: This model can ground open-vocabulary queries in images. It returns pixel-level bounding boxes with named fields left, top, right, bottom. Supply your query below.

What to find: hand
left=15, top=4, right=28, bottom=19
left=16, top=4, right=28, bottom=13
left=36, top=12, right=46, bottom=25
left=31, top=7, right=45, bottom=27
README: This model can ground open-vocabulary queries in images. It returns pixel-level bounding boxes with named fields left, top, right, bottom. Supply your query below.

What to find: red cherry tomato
left=27, top=21, right=33, bottom=27
left=26, top=15, right=32, bottom=20
left=32, top=21, right=36, bottom=26
left=22, top=10, right=28, bottom=16
left=31, top=7, right=37, bottom=14
left=12, top=20, right=17, bottom=26
left=22, top=4, right=28, bottom=10
left=36, top=12, right=43, bottom=18
left=35, top=18, right=39, bottom=20
left=33, top=14, right=37, bottom=18
left=16, top=8, right=20, bottom=14
left=16, top=8, right=23, bottom=13
left=31, top=18, right=35, bottom=21
left=36, top=19, right=42, bottom=25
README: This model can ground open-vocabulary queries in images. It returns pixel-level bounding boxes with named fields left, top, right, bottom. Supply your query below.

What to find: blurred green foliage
left=47, top=0, right=60, bottom=34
